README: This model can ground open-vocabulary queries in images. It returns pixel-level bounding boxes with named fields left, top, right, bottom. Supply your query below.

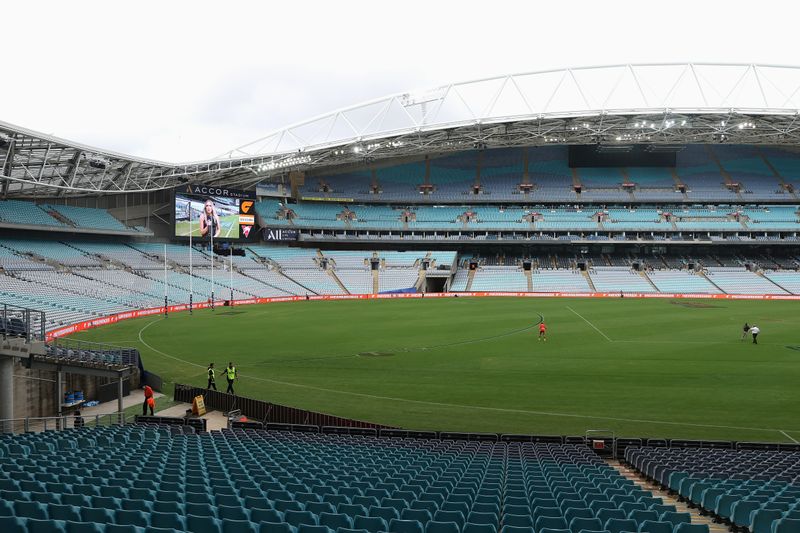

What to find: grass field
left=68, top=297, right=800, bottom=442
left=175, top=215, right=239, bottom=238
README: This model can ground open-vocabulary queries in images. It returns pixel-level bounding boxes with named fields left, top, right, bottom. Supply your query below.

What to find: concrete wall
left=11, top=359, right=141, bottom=419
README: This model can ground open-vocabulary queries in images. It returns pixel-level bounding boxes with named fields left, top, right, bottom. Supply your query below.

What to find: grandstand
left=3, top=62, right=800, bottom=533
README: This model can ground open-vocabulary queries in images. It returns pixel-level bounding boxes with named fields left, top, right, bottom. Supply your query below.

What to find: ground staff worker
left=207, top=363, right=217, bottom=390
left=142, top=385, right=155, bottom=416
left=226, top=362, right=237, bottom=395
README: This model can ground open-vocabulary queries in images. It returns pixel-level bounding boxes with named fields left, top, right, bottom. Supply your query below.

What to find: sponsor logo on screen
left=185, top=184, right=254, bottom=199
left=238, top=214, right=255, bottom=225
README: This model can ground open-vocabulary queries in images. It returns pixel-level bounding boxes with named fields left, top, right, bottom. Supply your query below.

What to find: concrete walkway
left=79, top=391, right=166, bottom=420
left=156, top=403, right=229, bottom=431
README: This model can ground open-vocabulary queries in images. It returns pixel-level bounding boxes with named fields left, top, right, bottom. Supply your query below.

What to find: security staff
left=225, top=362, right=237, bottom=395
left=207, top=363, right=217, bottom=390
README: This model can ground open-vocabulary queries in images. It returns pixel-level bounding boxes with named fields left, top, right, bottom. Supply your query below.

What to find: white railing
left=0, top=412, right=130, bottom=434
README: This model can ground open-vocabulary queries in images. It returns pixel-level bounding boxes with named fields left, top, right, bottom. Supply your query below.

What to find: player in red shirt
left=538, top=322, right=547, bottom=342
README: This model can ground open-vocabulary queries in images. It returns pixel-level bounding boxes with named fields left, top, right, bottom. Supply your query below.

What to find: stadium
left=1, top=62, right=800, bottom=533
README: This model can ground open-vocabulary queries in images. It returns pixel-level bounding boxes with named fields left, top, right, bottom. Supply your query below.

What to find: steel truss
left=4, top=64, right=800, bottom=197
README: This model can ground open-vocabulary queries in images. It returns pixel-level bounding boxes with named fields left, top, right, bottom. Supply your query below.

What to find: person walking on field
left=207, top=363, right=217, bottom=390
left=750, top=325, right=760, bottom=344
left=741, top=322, right=750, bottom=341
left=538, top=321, right=547, bottom=342
left=142, top=385, right=155, bottom=416
left=225, top=362, right=237, bottom=395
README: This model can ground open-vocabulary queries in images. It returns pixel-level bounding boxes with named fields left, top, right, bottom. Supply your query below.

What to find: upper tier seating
left=44, top=204, right=129, bottom=231
left=0, top=426, right=707, bottom=533
left=0, top=200, right=138, bottom=232
left=287, top=145, right=800, bottom=203
left=0, top=200, right=65, bottom=227
left=256, top=202, right=799, bottom=234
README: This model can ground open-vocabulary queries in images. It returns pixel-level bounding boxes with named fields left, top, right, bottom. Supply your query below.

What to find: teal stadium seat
left=354, top=516, right=389, bottom=533
left=150, top=511, right=186, bottom=530
left=597, top=510, right=627, bottom=524
left=604, top=519, right=639, bottom=533
left=259, top=522, right=296, bottom=533
left=296, top=526, right=333, bottom=533
left=251, top=510, right=284, bottom=524
left=224, top=520, right=257, bottom=533
left=637, top=521, right=672, bottom=533
left=673, top=525, right=709, bottom=533
left=658, top=512, right=691, bottom=528
left=751, top=510, right=785, bottom=533
left=186, top=514, right=222, bottom=533
left=390, top=518, right=425, bottom=533
left=64, top=521, right=104, bottom=533
left=773, top=519, right=800, bottom=533
left=426, top=520, right=461, bottom=533
left=464, top=523, right=497, bottom=533
left=569, top=518, right=603, bottom=533
left=628, top=511, right=658, bottom=525
left=0, top=516, right=27, bottom=533
left=731, top=501, right=763, bottom=528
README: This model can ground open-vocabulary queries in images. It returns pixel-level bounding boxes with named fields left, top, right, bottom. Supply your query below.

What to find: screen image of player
left=175, top=193, right=241, bottom=239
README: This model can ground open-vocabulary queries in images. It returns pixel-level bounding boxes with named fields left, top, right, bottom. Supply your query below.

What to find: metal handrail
left=46, top=337, right=139, bottom=368
left=1, top=302, right=46, bottom=342
left=0, top=412, right=128, bottom=434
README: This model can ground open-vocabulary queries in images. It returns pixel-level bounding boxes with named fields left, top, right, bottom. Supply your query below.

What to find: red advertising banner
left=46, top=291, right=800, bottom=340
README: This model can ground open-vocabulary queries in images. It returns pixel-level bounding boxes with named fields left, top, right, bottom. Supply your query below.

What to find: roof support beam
left=1, top=136, right=14, bottom=199
left=58, top=151, right=83, bottom=197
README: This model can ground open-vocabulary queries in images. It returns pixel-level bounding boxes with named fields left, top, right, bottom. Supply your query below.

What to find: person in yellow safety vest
left=225, top=362, right=237, bottom=395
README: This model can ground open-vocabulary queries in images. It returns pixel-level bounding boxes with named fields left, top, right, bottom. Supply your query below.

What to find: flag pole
left=163, top=243, right=168, bottom=317
left=189, top=211, right=193, bottom=314
left=230, top=246, right=234, bottom=305
left=210, top=222, right=215, bottom=311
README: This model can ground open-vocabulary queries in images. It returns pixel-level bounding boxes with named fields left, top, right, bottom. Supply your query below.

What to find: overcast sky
left=2, top=0, right=797, bottom=163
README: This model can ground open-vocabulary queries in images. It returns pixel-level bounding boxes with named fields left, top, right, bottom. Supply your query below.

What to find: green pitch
left=175, top=214, right=240, bottom=238
left=68, top=297, right=800, bottom=442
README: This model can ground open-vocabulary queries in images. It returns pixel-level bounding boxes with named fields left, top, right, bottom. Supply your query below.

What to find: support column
left=0, top=356, right=13, bottom=432
left=117, top=375, right=124, bottom=424
left=56, top=371, right=63, bottom=417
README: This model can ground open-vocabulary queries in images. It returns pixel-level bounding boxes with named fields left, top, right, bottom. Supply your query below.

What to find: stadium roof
left=5, top=63, right=800, bottom=197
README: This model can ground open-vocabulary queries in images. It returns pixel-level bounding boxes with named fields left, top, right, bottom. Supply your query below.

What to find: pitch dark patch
left=669, top=300, right=724, bottom=309
left=217, top=311, right=246, bottom=316
left=358, top=351, right=395, bottom=357
left=786, top=346, right=800, bottom=352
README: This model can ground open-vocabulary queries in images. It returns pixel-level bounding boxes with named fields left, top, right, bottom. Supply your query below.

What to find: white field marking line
left=566, top=305, right=612, bottom=342
left=780, top=430, right=799, bottom=443
left=137, top=318, right=205, bottom=369
left=137, top=313, right=798, bottom=434
left=612, top=339, right=788, bottom=347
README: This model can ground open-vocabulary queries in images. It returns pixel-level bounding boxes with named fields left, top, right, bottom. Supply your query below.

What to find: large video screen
left=174, top=185, right=255, bottom=240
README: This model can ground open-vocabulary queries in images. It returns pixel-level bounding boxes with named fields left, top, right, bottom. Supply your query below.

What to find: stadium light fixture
left=256, top=154, right=311, bottom=173
left=84, top=154, right=110, bottom=169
